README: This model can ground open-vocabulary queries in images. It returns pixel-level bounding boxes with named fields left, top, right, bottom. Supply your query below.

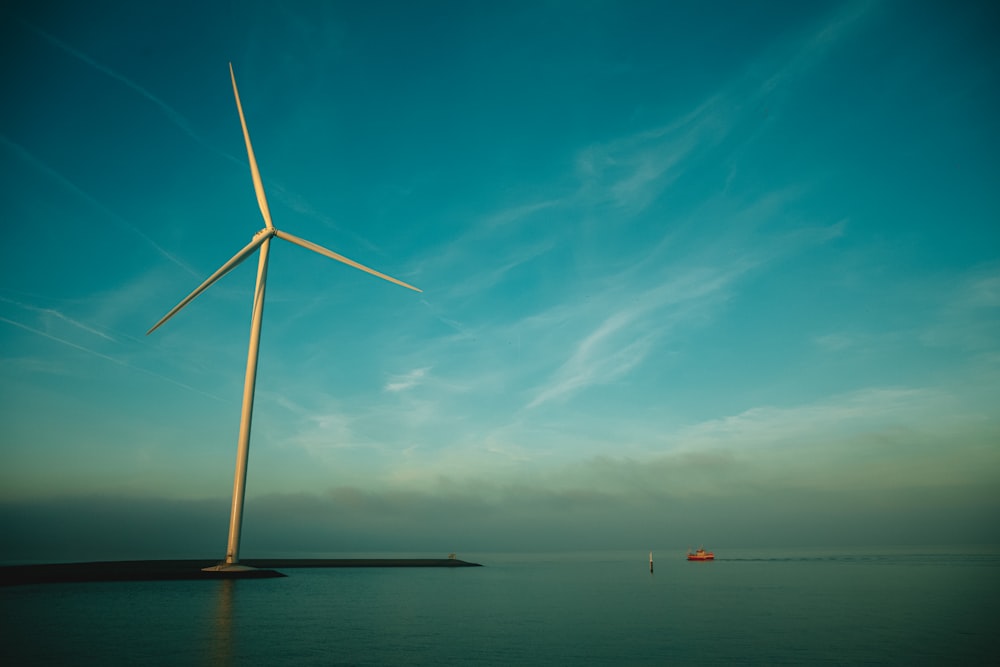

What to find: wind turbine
left=148, top=64, right=421, bottom=572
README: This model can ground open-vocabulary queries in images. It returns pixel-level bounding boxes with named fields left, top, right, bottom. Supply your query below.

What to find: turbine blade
left=147, top=233, right=270, bottom=335
left=273, top=229, right=421, bottom=292
left=229, top=63, right=274, bottom=230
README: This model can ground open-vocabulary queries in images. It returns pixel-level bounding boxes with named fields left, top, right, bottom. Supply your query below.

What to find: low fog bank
left=2, top=483, right=997, bottom=563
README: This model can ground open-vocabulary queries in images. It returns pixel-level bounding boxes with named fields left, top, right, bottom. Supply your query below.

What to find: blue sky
left=1, top=0, right=998, bottom=559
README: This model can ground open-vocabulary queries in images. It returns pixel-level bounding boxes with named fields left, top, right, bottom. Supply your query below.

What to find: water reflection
left=208, top=579, right=235, bottom=666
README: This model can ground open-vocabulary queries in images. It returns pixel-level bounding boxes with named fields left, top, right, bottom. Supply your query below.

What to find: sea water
left=1, top=547, right=997, bottom=665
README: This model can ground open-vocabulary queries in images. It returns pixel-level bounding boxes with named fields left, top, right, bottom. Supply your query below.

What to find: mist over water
left=3, top=548, right=996, bottom=665
left=4, top=490, right=997, bottom=564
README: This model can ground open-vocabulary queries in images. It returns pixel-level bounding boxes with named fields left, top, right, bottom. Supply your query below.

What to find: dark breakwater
left=0, top=558, right=482, bottom=586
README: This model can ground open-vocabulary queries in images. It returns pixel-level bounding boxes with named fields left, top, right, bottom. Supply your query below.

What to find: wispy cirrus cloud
left=574, top=1, right=876, bottom=215
left=372, top=382, right=998, bottom=496
left=513, top=2, right=873, bottom=410
left=384, top=366, right=431, bottom=393
left=414, top=199, right=564, bottom=296
left=310, top=379, right=1000, bottom=511
left=811, top=263, right=1000, bottom=361
left=415, top=0, right=870, bottom=313
left=917, top=264, right=1000, bottom=355
left=671, top=386, right=944, bottom=453
left=447, top=238, right=556, bottom=300
left=524, top=257, right=748, bottom=409
left=574, top=96, right=726, bottom=215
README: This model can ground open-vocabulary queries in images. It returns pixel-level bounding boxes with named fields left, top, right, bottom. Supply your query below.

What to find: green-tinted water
left=2, top=548, right=997, bottom=665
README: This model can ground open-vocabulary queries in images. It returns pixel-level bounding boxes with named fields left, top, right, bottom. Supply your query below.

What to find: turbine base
left=201, top=562, right=284, bottom=578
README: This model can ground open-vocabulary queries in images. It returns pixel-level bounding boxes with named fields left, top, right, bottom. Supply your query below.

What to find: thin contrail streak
left=0, top=134, right=200, bottom=277
left=0, top=296, right=115, bottom=342
left=0, top=316, right=224, bottom=402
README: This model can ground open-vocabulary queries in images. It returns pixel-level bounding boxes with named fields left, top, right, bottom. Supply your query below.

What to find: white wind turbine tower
left=148, top=64, right=421, bottom=572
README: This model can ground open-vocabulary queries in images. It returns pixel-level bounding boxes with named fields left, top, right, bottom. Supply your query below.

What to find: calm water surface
left=2, top=547, right=997, bottom=665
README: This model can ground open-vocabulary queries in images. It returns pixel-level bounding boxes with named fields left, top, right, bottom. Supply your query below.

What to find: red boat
left=687, top=548, right=715, bottom=561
